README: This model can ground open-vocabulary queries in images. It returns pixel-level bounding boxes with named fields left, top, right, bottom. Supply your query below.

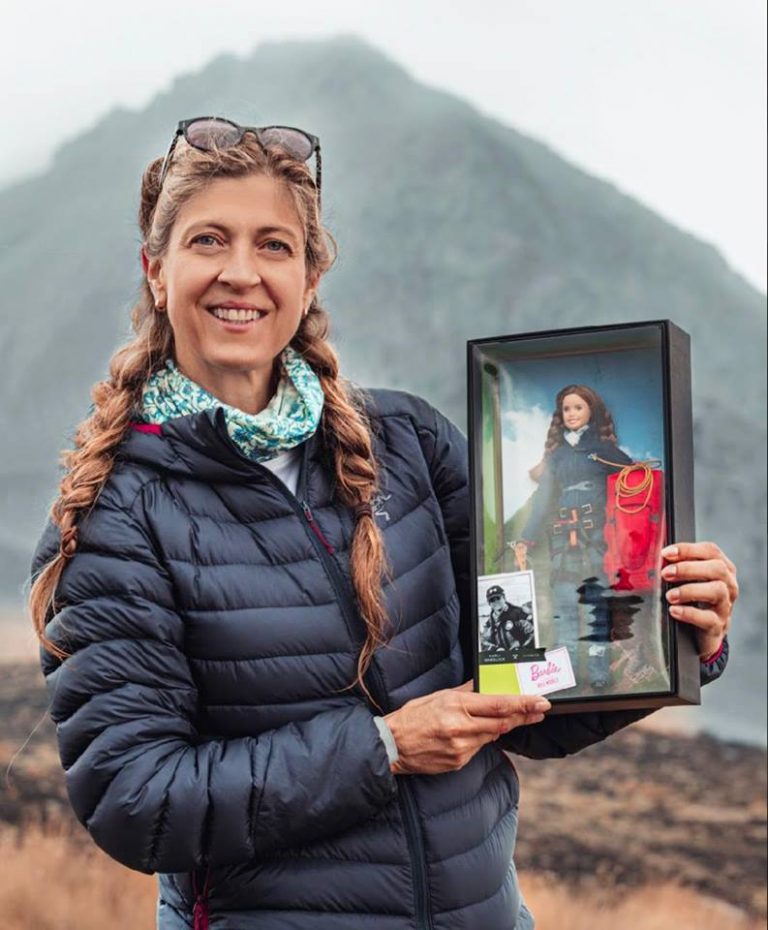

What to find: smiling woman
left=26, top=117, right=736, bottom=930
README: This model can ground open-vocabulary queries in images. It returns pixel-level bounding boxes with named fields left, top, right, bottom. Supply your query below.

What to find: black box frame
left=467, top=320, right=700, bottom=714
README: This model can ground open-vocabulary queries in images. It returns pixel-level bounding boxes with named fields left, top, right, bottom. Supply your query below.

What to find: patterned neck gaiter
left=139, top=345, right=324, bottom=462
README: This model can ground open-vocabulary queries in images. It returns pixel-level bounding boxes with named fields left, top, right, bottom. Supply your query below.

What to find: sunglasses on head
left=158, top=116, right=322, bottom=205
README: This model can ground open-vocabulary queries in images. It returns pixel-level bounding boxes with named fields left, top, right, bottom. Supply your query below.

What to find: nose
left=217, top=246, right=263, bottom=290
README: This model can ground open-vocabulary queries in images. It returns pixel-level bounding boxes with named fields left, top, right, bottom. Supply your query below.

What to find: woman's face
left=147, top=174, right=318, bottom=410
left=561, top=393, right=591, bottom=430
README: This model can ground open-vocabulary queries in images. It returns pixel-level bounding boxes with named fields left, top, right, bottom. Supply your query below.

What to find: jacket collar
left=121, top=406, right=326, bottom=488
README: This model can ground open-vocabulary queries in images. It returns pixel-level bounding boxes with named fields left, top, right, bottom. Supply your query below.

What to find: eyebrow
left=182, top=221, right=301, bottom=245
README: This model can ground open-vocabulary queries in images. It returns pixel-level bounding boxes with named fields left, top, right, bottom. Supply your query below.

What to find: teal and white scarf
left=140, top=346, right=324, bottom=462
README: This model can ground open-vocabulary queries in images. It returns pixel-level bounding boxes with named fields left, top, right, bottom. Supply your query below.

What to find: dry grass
left=0, top=825, right=156, bottom=930
left=0, top=611, right=38, bottom=663
left=1, top=825, right=764, bottom=930
left=519, top=873, right=765, bottom=930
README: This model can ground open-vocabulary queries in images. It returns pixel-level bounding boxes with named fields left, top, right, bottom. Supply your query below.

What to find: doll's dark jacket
left=30, top=390, right=728, bottom=930
left=522, top=425, right=633, bottom=544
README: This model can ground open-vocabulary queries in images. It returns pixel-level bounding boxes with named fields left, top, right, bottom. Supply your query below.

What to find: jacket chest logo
left=372, top=492, right=392, bottom=523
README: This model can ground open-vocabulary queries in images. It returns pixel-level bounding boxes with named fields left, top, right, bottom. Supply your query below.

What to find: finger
left=669, top=603, right=727, bottom=635
left=465, top=710, right=549, bottom=737
left=661, top=559, right=738, bottom=602
left=666, top=581, right=731, bottom=609
left=501, top=711, right=547, bottom=732
left=453, top=681, right=475, bottom=692
left=662, top=542, right=736, bottom=573
left=661, top=558, right=729, bottom=582
left=462, top=693, right=552, bottom=718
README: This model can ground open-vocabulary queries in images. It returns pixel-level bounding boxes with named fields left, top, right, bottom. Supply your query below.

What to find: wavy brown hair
left=544, top=383, right=619, bottom=454
left=28, top=134, right=391, bottom=699
left=528, top=383, right=620, bottom=482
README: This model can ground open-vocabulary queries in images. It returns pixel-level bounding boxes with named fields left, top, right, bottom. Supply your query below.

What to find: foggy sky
left=2, top=0, right=765, bottom=292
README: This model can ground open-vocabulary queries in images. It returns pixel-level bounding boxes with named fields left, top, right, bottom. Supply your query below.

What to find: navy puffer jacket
left=32, top=389, right=728, bottom=930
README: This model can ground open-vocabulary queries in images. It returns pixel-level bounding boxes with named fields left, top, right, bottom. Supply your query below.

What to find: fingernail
left=662, top=564, right=677, bottom=578
left=661, top=545, right=679, bottom=559
left=666, top=588, right=680, bottom=602
left=533, top=699, right=551, bottom=711
left=669, top=605, right=683, bottom=617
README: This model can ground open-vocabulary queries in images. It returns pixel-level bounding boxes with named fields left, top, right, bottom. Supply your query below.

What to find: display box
left=468, top=320, right=700, bottom=713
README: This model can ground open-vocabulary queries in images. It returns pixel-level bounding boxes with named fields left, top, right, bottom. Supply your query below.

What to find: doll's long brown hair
left=529, top=384, right=619, bottom=482
left=27, top=135, right=391, bottom=699
left=544, top=384, right=619, bottom=454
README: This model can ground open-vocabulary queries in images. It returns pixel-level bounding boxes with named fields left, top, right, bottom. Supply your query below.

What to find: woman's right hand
left=383, top=682, right=550, bottom=775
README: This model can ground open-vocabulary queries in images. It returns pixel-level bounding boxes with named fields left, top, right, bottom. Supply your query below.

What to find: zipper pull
left=193, top=897, right=209, bottom=930
left=192, top=867, right=210, bottom=930
left=301, top=501, right=336, bottom=554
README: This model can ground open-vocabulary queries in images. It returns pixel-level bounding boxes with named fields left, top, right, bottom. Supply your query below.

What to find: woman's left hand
left=661, top=541, right=738, bottom=659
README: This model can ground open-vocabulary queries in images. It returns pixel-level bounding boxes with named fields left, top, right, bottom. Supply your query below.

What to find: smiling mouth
left=206, top=306, right=267, bottom=325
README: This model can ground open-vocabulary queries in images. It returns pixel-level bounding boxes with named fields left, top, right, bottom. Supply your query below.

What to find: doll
left=518, top=384, right=633, bottom=689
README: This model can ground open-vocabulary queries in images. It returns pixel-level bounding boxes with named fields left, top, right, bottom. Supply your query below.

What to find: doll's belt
left=553, top=503, right=595, bottom=536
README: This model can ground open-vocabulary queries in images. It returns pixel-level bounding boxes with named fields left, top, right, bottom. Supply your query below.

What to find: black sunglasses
left=158, top=116, right=322, bottom=205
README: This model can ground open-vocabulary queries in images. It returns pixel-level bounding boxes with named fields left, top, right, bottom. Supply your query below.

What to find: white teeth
left=211, top=307, right=264, bottom=322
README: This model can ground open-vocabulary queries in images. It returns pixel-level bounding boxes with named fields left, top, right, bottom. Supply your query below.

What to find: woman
left=28, top=118, right=737, bottom=930
left=519, top=384, right=637, bottom=690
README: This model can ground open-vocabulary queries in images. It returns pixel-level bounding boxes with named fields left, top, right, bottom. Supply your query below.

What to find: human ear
left=303, top=270, right=321, bottom=317
left=143, top=248, right=167, bottom=311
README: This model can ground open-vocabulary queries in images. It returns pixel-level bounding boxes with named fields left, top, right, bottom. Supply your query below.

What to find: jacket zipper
left=398, top=781, right=434, bottom=930
left=301, top=501, right=335, bottom=554
left=192, top=865, right=210, bottom=930
left=210, top=414, right=435, bottom=930
left=294, top=494, right=435, bottom=930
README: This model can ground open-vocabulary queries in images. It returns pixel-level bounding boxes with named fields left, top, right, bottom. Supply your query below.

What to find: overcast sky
left=3, top=0, right=765, bottom=292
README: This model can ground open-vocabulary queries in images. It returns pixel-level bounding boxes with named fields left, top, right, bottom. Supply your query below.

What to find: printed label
left=515, top=646, right=576, bottom=696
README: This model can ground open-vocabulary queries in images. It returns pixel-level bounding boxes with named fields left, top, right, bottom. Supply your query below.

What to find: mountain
left=0, top=35, right=765, bottom=742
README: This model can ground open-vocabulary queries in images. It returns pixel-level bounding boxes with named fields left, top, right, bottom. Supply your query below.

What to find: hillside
left=0, top=35, right=764, bottom=742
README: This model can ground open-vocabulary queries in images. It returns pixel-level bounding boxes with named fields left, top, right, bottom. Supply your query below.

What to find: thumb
left=513, top=694, right=552, bottom=713
left=453, top=680, right=475, bottom=692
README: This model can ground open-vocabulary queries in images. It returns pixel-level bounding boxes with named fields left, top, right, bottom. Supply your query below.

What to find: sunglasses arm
left=315, top=147, right=323, bottom=213
left=158, top=131, right=182, bottom=190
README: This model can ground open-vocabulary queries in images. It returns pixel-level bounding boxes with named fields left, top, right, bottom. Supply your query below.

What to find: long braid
left=28, top=298, right=174, bottom=657
left=292, top=305, right=392, bottom=703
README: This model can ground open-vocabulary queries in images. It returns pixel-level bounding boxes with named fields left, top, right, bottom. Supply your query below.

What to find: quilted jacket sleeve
left=32, top=495, right=397, bottom=876
left=413, top=402, right=474, bottom=678
left=416, top=400, right=730, bottom=761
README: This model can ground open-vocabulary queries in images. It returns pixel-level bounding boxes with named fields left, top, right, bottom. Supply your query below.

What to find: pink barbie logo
left=530, top=661, right=561, bottom=682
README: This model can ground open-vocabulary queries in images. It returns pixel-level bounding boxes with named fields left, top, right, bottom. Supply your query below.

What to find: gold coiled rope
left=588, top=455, right=662, bottom=514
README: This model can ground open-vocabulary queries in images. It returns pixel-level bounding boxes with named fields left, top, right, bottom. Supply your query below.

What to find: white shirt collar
left=564, top=424, right=590, bottom=447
